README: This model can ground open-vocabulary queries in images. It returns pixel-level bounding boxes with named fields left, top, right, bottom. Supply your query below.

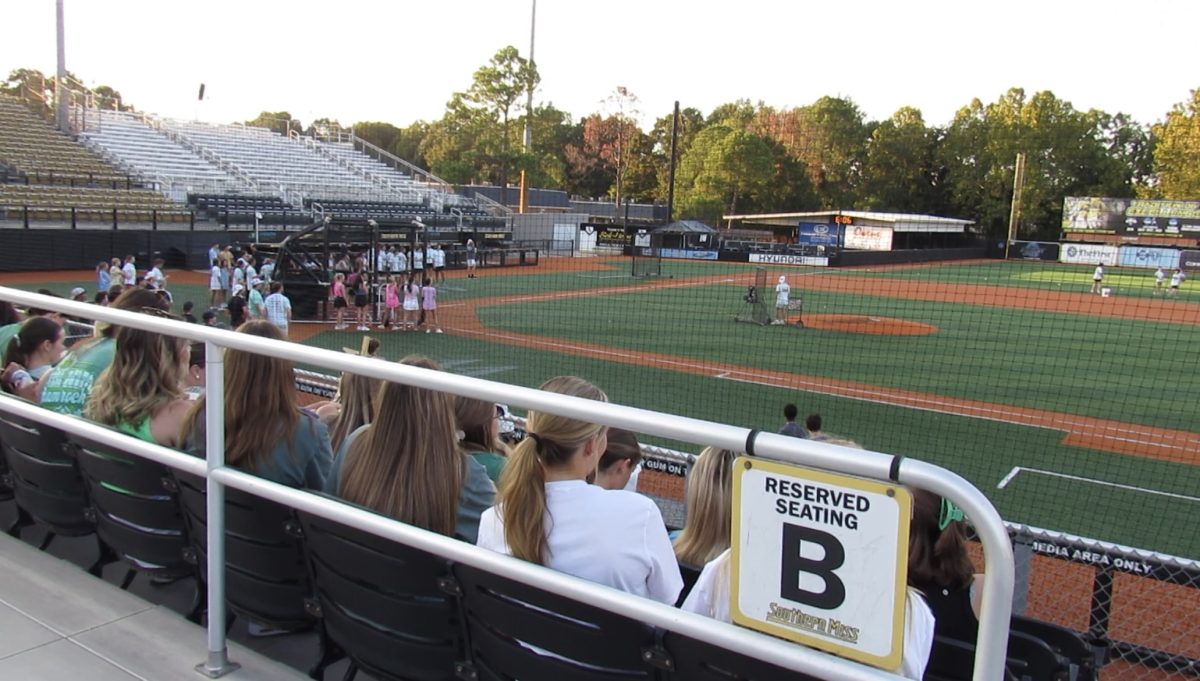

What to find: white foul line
left=996, top=467, right=1200, bottom=503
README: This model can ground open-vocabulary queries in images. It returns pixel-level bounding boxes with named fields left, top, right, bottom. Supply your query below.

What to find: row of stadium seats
left=0, top=95, right=128, bottom=184
left=0, top=185, right=179, bottom=210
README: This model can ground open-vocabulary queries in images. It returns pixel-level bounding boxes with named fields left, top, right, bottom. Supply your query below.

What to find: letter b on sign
left=781, top=523, right=846, bottom=609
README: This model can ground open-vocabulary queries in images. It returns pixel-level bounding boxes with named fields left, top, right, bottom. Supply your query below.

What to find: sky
left=1, top=0, right=1196, bottom=131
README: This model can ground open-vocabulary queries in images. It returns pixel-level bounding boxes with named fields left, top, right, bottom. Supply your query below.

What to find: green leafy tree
left=352, top=122, right=403, bottom=152
left=521, top=103, right=577, bottom=189
left=648, top=106, right=707, bottom=203
left=91, top=85, right=133, bottom=112
left=674, top=125, right=776, bottom=221
left=752, top=97, right=871, bottom=209
left=392, top=121, right=430, bottom=170
left=245, top=111, right=301, bottom=137
left=1149, top=89, right=1200, bottom=199
left=859, top=107, right=945, bottom=213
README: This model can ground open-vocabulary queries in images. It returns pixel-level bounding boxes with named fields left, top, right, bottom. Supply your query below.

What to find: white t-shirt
left=682, top=548, right=934, bottom=681
left=147, top=266, right=165, bottom=288
left=209, top=266, right=222, bottom=290
left=260, top=262, right=274, bottom=282
left=1093, top=266, right=1104, bottom=281
left=433, top=248, right=446, bottom=268
left=122, top=262, right=136, bottom=285
left=477, top=480, right=683, bottom=605
left=264, top=292, right=291, bottom=329
left=1171, top=271, right=1183, bottom=287
left=1155, top=268, right=1165, bottom=283
left=775, top=281, right=791, bottom=306
left=413, top=250, right=424, bottom=270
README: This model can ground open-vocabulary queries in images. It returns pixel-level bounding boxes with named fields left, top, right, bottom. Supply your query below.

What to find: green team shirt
left=0, top=322, right=21, bottom=357
left=40, top=337, right=116, bottom=416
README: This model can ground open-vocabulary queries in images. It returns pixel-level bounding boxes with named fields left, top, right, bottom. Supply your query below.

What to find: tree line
left=5, top=59, right=1198, bottom=239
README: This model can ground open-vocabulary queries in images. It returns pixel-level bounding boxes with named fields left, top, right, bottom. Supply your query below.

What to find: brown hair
left=907, top=489, right=975, bottom=592
left=183, top=321, right=300, bottom=473
left=598, top=428, right=641, bottom=472
left=673, top=447, right=736, bottom=567
left=3, top=317, right=62, bottom=369
left=496, top=376, right=608, bottom=564
left=455, top=395, right=501, bottom=454
left=329, top=371, right=381, bottom=451
left=337, top=355, right=464, bottom=535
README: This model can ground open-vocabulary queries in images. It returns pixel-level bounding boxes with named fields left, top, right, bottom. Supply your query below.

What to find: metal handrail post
left=197, top=342, right=239, bottom=677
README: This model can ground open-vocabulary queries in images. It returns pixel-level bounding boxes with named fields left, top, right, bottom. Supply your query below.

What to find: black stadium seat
left=70, top=434, right=200, bottom=619
left=0, top=412, right=93, bottom=552
left=453, top=562, right=660, bottom=681
left=173, top=470, right=316, bottom=635
left=297, top=504, right=461, bottom=681
left=661, top=629, right=822, bottom=681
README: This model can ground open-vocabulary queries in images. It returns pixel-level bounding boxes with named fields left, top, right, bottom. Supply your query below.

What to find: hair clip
left=939, top=497, right=965, bottom=531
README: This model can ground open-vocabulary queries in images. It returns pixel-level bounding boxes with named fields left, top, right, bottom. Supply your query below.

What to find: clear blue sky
left=2, top=0, right=1195, bottom=129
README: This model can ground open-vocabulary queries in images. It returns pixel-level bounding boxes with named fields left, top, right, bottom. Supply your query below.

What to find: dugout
left=651, top=220, right=719, bottom=250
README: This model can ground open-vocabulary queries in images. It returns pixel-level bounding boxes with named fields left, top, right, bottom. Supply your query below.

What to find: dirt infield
left=801, top=314, right=939, bottom=336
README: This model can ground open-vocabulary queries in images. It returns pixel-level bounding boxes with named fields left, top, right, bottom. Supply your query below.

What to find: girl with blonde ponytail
left=477, top=377, right=682, bottom=605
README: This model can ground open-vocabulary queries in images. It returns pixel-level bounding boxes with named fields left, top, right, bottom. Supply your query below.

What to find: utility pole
left=55, top=0, right=68, bottom=131
left=517, top=0, right=536, bottom=214
left=666, top=101, right=679, bottom=224
left=1005, top=152, right=1026, bottom=259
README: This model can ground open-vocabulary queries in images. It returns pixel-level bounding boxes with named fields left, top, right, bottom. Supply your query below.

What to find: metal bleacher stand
left=0, top=288, right=1014, bottom=681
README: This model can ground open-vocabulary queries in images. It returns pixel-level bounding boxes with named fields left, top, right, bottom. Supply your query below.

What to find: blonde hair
left=496, top=376, right=608, bottom=564
left=673, top=447, right=736, bottom=567
left=85, top=300, right=185, bottom=428
left=337, top=355, right=464, bottom=535
left=183, top=321, right=300, bottom=473
left=329, top=371, right=381, bottom=451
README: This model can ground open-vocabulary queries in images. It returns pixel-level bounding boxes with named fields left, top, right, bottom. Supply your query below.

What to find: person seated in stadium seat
left=592, top=427, right=643, bottom=491
left=806, top=412, right=830, bottom=441
left=907, top=488, right=984, bottom=675
left=84, top=310, right=193, bottom=447
left=476, top=377, right=683, bottom=605
left=181, top=321, right=332, bottom=489
left=309, top=338, right=382, bottom=451
left=1, top=317, right=65, bottom=399
left=326, top=355, right=493, bottom=543
left=455, top=395, right=510, bottom=486
left=672, top=447, right=735, bottom=567
left=681, top=475, right=936, bottom=681
left=38, top=288, right=166, bottom=415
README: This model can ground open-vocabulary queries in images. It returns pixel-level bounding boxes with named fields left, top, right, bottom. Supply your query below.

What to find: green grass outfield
left=7, top=260, right=1200, bottom=558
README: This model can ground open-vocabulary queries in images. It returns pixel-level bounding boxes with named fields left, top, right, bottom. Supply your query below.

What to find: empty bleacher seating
left=0, top=95, right=127, bottom=185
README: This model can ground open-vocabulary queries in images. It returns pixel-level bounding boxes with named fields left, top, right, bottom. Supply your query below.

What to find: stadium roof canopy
left=652, top=219, right=718, bottom=234
left=723, top=210, right=975, bottom=233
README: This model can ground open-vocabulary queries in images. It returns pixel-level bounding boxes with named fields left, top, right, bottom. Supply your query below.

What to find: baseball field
left=5, top=256, right=1198, bottom=559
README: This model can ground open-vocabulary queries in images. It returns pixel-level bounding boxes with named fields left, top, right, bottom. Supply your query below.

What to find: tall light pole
left=55, top=0, right=69, bottom=131
left=517, top=0, right=536, bottom=213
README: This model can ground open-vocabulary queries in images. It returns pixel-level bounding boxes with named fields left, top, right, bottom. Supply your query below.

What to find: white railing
left=0, top=288, right=1014, bottom=681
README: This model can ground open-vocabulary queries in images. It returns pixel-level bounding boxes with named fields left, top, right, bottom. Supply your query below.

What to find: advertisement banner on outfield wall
left=1181, top=250, right=1200, bottom=273
left=798, top=223, right=841, bottom=245
left=749, top=253, right=829, bottom=267
left=661, top=248, right=719, bottom=260
left=1008, top=241, right=1061, bottom=261
left=1118, top=246, right=1180, bottom=270
left=1059, top=243, right=1118, bottom=265
left=1062, top=197, right=1200, bottom=237
left=843, top=225, right=893, bottom=251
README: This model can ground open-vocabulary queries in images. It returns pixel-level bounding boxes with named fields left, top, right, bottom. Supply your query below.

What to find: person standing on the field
left=122, top=255, right=137, bottom=286
left=773, top=275, right=790, bottom=325
left=1168, top=269, right=1184, bottom=297
left=433, top=244, right=447, bottom=282
left=1091, top=263, right=1104, bottom=294
left=265, top=282, right=292, bottom=337
left=466, top=239, right=478, bottom=279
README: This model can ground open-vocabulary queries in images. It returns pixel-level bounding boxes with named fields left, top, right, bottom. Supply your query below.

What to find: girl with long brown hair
left=476, top=376, right=682, bottom=604
left=454, top=394, right=508, bottom=485
left=593, top=428, right=643, bottom=491
left=672, top=446, right=736, bottom=568
left=85, top=314, right=192, bottom=447
left=329, top=355, right=494, bottom=542
left=181, top=320, right=332, bottom=488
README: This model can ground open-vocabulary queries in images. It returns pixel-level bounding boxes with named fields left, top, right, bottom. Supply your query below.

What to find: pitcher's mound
left=802, top=314, right=938, bottom=336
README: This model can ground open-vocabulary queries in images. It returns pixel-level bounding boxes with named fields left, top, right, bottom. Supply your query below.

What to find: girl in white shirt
left=477, top=376, right=683, bottom=605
